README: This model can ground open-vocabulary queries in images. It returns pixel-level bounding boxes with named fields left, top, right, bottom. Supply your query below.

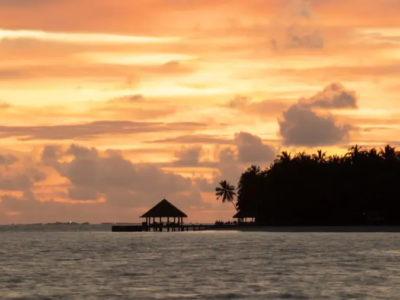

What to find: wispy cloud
left=0, top=29, right=181, bottom=44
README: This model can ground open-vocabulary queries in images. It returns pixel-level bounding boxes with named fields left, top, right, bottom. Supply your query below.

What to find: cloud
left=194, top=146, right=244, bottom=193
left=0, top=101, right=11, bottom=109
left=276, top=64, right=400, bottom=83
left=0, top=163, right=46, bottom=193
left=284, top=25, right=324, bottom=49
left=279, top=104, right=351, bottom=146
left=227, top=96, right=250, bottom=109
left=172, top=146, right=204, bottom=167
left=0, top=143, right=220, bottom=223
left=146, top=134, right=234, bottom=145
left=93, top=96, right=178, bottom=120
left=234, top=132, right=276, bottom=163
left=0, top=62, right=195, bottom=82
left=0, top=152, right=45, bottom=197
left=110, top=94, right=145, bottom=103
left=68, top=186, right=98, bottom=201
left=226, top=96, right=289, bottom=118
left=0, top=153, right=18, bottom=166
left=0, top=192, right=108, bottom=224
left=152, top=132, right=277, bottom=171
left=299, top=82, right=358, bottom=109
left=0, top=174, right=32, bottom=191
left=40, top=144, right=206, bottom=210
left=0, top=120, right=207, bottom=141
left=216, top=147, right=244, bottom=183
left=0, top=135, right=275, bottom=222
left=270, top=0, right=324, bottom=50
left=194, top=132, right=276, bottom=193
left=278, top=83, right=356, bottom=146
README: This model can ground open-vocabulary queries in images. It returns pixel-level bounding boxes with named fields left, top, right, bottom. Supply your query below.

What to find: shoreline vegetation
left=213, top=226, right=400, bottom=232
left=216, top=144, right=400, bottom=226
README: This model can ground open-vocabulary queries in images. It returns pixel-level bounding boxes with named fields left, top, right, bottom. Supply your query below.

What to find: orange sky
left=0, top=0, right=399, bottom=224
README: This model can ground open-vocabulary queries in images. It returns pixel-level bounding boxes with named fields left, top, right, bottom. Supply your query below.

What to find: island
left=217, top=144, right=400, bottom=226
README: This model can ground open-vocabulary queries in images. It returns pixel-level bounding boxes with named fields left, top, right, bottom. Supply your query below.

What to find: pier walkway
left=112, top=224, right=217, bottom=232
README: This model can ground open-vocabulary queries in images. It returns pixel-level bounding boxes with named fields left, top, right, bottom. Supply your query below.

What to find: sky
left=0, top=0, right=399, bottom=224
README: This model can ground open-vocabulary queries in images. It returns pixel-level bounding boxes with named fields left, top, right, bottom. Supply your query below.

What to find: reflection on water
left=0, top=225, right=400, bottom=299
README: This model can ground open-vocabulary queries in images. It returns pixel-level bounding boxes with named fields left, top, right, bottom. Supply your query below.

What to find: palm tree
left=380, top=145, right=397, bottom=160
left=276, top=151, right=292, bottom=164
left=346, top=144, right=364, bottom=160
left=366, top=148, right=379, bottom=160
left=236, top=165, right=262, bottom=213
left=215, top=180, right=238, bottom=211
left=312, top=150, right=326, bottom=163
left=235, top=144, right=400, bottom=226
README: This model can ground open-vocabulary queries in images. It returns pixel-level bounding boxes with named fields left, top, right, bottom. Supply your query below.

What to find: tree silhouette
left=230, top=144, right=400, bottom=226
left=215, top=180, right=238, bottom=211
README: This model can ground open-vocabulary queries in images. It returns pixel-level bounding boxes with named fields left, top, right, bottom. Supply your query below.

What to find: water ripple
left=0, top=226, right=400, bottom=299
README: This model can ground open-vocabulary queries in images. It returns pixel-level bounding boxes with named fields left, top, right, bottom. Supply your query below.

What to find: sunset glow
left=1, top=0, right=399, bottom=224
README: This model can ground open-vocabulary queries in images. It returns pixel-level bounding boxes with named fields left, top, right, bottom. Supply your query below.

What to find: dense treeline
left=216, top=145, right=400, bottom=226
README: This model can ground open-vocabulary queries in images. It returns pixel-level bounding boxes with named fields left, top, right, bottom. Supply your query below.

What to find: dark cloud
left=0, top=174, right=32, bottom=191
left=41, top=145, right=62, bottom=165
left=0, top=192, right=108, bottom=224
left=0, top=153, right=18, bottom=166
left=226, top=96, right=250, bottom=109
left=168, top=146, right=218, bottom=168
left=68, top=187, right=98, bottom=201
left=279, top=104, right=351, bottom=146
left=234, top=132, right=276, bottom=163
left=194, top=147, right=244, bottom=193
left=156, top=132, right=276, bottom=170
left=172, top=146, right=204, bottom=167
left=40, top=144, right=205, bottom=210
left=0, top=120, right=207, bottom=141
left=66, top=144, right=98, bottom=159
left=194, top=132, right=276, bottom=192
left=278, top=83, right=356, bottom=146
left=299, top=82, right=358, bottom=109
left=216, top=147, right=244, bottom=183
left=0, top=168, right=46, bottom=192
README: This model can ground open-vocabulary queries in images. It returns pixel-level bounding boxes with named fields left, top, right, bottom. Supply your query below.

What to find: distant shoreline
left=212, top=226, right=400, bottom=233
left=2, top=224, right=400, bottom=233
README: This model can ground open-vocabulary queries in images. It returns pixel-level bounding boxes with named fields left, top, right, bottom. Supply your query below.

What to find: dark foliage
left=233, top=145, right=400, bottom=226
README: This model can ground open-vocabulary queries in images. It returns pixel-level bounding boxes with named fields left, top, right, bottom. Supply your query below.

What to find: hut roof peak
left=140, top=198, right=187, bottom=218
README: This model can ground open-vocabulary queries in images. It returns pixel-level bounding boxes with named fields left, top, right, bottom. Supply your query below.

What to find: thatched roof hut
left=141, top=199, right=187, bottom=225
left=233, top=210, right=256, bottom=221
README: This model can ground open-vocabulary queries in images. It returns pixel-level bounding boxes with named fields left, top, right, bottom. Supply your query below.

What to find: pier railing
left=112, top=223, right=240, bottom=232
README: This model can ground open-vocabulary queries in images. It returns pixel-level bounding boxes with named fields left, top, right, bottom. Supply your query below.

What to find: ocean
left=1, top=225, right=399, bottom=299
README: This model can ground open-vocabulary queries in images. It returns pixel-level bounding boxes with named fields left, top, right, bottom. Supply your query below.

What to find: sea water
left=0, top=225, right=399, bottom=299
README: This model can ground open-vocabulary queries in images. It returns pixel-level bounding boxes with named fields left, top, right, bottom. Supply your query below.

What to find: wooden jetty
left=112, top=224, right=216, bottom=232
left=112, top=198, right=215, bottom=232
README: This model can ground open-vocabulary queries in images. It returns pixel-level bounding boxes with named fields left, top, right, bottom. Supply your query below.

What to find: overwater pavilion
left=233, top=210, right=256, bottom=223
left=140, top=198, right=187, bottom=230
